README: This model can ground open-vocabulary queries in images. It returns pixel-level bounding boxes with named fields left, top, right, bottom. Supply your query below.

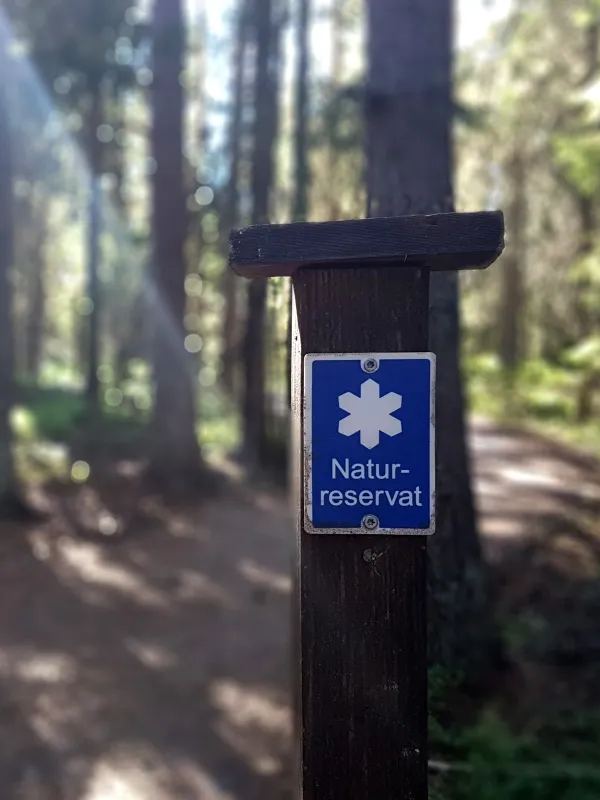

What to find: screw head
left=362, top=357, right=379, bottom=374
left=362, top=514, right=379, bottom=530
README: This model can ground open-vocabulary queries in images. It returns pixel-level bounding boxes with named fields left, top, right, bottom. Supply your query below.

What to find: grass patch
left=12, top=381, right=242, bottom=461
left=198, top=386, right=240, bottom=456
left=13, top=386, right=86, bottom=442
left=465, top=353, right=600, bottom=454
left=11, top=384, right=148, bottom=479
left=429, top=669, right=600, bottom=799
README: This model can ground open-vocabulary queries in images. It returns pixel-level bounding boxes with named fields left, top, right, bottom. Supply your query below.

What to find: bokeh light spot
left=185, top=334, right=203, bottom=354
left=99, top=515, right=118, bottom=537
left=71, top=461, right=90, bottom=484
left=77, top=297, right=94, bottom=316
left=125, top=6, right=145, bottom=25
left=184, top=274, right=203, bottom=297
left=105, top=388, right=123, bottom=408
left=97, top=364, right=114, bottom=384
left=101, top=173, right=117, bottom=191
left=195, top=186, right=214, bottom=206
left=199, top=367, right=216, bottom=387
left=97, top=124, right=115, bottom=143
left=137, top=67, right=153, bottom=87
left=134, top=395, right=151, bottom=411
left=54, top=75, right=71, bottom=94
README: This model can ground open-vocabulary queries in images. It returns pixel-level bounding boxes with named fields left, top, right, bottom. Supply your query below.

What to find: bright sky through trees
left=197, top=0, right=511, bottom=50
left=196, top=0, right=511, bottom=143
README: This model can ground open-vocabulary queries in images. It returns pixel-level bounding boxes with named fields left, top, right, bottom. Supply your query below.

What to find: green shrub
left=466, top=353, right=583, bottom=424
left=429, top=706, right=600, bottom=800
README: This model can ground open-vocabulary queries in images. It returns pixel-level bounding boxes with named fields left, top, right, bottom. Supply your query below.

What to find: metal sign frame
left=304, top=352, right=436, bottom=535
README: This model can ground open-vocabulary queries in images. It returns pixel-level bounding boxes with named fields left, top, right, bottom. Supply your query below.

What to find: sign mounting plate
left=304, top=353, right=435, bottom=535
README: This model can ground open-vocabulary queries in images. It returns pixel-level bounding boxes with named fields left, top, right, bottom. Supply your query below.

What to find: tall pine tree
left=366, top=0, right=500, bottom=675
left=150, top=0, right=202, bottom=490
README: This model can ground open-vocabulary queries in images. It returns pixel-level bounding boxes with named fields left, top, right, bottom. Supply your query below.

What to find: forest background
left=1, top=0, right=600, bottom=798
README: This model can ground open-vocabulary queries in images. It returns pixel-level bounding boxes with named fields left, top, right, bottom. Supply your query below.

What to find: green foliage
left=11, top=383, right=150, bottom=445
left=501, top=612, right=550, bottom=657
left=13, top=386, right=85, bottom=441
left=429, top=667, right=465, bottom=758
left=553, top=132, right=600, bottom=198
left=466, top=354, right=580, bottom=422
left=199, top=387, right=240, bottom=456
left=314, top=85, right=364, bottom=153
left=465, top=349, right=600, bottom=453
left=4, top=0, right=143, bottom=100
left=564, top=334, right=600, bottom=371
left=451, top=712, right=600, bottom=800
left=430, top=700, right=600, bottom=800
left=457, top=0, right=600, bottom=384
left=518, top=363, right=575, bottom=420
left=429, top=665, right=460, bottom=710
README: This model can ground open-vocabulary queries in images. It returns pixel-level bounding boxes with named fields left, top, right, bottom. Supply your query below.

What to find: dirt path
left=0, top=420, right=599, bottom=799
left=0, top=477, right=294, bottom=800
left=472, top=419, right=600, bottom=712
left=472, top=418, right=600, bottom=563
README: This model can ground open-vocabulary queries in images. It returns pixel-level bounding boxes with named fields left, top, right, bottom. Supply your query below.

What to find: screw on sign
left=362, top=514, right=379, bottom=530
left=230, top=211, right=505, bottom=800
left=362, top=357, right=379, bottom=373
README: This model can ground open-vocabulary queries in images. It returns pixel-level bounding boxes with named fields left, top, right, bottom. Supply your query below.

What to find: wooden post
left=231, top=210, right=504, bottom=800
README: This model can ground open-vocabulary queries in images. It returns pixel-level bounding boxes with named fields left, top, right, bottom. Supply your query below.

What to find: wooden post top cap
left=229, top=210, right=504, bottom=278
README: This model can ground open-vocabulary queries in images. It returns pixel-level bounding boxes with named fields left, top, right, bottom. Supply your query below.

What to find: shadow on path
left=0, top=473, right=294, bottom=800
left=2, top=420, right=600, bottom=797
left=472, top=418, right=600, bottom=709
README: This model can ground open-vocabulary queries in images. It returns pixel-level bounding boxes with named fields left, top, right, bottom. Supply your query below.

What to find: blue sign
left=304, top=353, right=435, bottom=534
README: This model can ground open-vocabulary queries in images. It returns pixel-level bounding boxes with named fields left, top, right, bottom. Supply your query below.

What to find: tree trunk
left=327, top=0, right=345, bottom=220
left=292, top=0, right=311, bottom=222
left=574, top=194, right=594, bottom=338
left=85, top=81, right=102, bottom=408
left=25, top=219, right=46, bottom=381
left=284, top=0, right=311, bottom=415
left=499, top=151, right=526, bottom=374
left=10, top=190, right=51, bottom=387
left=220, top=0, right=249, bottom=396
left=365, top=0, right=499, bottom=677
left=0, top=52, right=16, bottom=505
left=0, top=43, right=27, bottom=516
left=107, top=90, right=130, bottom=388
left=574, top=194, right=597, bottom=421
left=150, top=0, right=201, bottom=490
left=242, top=0, right=281, bottom=466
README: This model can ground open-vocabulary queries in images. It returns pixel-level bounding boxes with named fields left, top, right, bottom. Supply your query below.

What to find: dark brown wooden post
left=230, top=211, right=504, bottom=800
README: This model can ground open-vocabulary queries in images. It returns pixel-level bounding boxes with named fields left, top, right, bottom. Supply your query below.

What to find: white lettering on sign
left=331, top=458, right=411, bottom=480
left=320, top=487, right=423, bottom=507
left=325, top=457, right=421, bottom=510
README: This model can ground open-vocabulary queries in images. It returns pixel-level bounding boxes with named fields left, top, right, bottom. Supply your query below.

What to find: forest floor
left=0, top=417, right=599, bottom=799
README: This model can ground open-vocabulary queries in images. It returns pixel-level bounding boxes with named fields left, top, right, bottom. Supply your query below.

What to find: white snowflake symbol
left=338, top=379, right=403, bottom=450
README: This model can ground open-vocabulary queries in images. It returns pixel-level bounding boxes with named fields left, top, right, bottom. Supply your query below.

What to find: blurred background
left=0, top=0, right=599, bottom=798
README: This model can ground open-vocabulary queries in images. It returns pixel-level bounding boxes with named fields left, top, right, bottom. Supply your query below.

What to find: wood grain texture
left=230, top=211, right=504, bottom=277
left=292, top=265, right=429, bottom=799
